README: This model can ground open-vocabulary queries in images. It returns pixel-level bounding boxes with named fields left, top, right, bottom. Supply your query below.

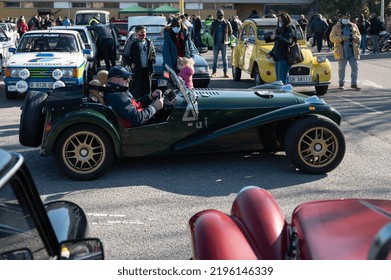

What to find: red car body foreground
left=189, top=187, right=391, bottom=260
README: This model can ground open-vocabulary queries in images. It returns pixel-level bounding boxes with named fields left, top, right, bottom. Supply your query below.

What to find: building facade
left=0, top=0, right=314, bottom=22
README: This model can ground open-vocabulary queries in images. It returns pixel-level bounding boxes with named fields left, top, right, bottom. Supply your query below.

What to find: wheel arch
left=44, top=111, right=122, bottom=157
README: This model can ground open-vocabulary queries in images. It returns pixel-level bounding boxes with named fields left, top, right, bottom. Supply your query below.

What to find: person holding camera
left=330, top=11, right=361, bottom=91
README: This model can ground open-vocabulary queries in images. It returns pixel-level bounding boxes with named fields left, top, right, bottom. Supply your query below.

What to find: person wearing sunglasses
left=103, top=66, right=163, bottom=128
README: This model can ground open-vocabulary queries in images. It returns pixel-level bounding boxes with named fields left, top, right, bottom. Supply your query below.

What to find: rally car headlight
left=61, top=69, right=74, bottom=78
left=52, top=69, right=63, bottom=80
left=317, top=55, right=327, bottom=63
left=9, top=68, right=30, bottom=79
left=194, top=66, right=209, bottom=74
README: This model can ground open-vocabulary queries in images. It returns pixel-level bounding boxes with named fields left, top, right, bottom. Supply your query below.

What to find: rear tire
left=380, top=42, right=390, bottom=53
left=285, top=115, right=345, bottom=174
left=19, top=91, right=48, bottom=147
left=54, top=124, right=115, bottom=180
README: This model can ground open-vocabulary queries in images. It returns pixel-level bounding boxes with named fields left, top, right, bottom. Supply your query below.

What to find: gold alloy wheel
left=297, top=127, right=339, bottom=168
left=62, top=131, right=106, bottom=174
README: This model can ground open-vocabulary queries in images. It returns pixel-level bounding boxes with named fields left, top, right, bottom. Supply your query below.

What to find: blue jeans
left=212, top=43, right=228, bottom=73
left=338, top=56, right=359, bottom=86
left=360, top=34, right=367, bottom=53
left=275, top=60, right=291, bottom=84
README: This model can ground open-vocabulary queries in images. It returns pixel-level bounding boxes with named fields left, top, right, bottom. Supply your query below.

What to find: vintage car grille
left=27, top=68, right=53, bottom=78
left=289, top=66, right=310, bottom=76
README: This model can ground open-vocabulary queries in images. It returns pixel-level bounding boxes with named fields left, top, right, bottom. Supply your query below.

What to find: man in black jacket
left=368, top=12, right=385, bottom=54
left=87, top=23, right=117, bottom=70
left=104, top=66, right=163, bottom=128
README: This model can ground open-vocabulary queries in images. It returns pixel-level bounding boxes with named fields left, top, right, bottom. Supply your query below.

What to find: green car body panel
left=42, top=87, right=341, bottom=158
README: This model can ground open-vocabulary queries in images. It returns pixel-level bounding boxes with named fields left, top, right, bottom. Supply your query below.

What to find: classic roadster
left=189, top=186, right=391, bottom=260
left=19, top=65, right=345, bottom=180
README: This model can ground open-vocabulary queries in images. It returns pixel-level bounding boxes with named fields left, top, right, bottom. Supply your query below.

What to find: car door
left=0, top=27, right=13, bottom=69
left=237, top=24, right=249, bottom=70
left=243, top=24, right=256, bottom=73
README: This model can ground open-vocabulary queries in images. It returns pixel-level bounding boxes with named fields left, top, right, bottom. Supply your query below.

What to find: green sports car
left=19, top=65, right=345, bottom=180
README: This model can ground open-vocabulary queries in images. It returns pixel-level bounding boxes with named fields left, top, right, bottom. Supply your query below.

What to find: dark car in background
left=112, top=19, right=128, bottom=55
left=148, top=32, right=211, bottom=89
left=0, top=149, right=104, bottom=260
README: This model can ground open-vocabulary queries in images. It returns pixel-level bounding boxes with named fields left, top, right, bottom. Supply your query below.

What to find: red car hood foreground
left=189, top=187, right=391, bottom=260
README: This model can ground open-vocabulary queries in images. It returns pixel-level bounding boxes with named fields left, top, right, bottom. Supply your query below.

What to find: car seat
left=88, top=79, right=105, bottom=104
left=33, top=38, right=49, bottom=51
left=55, top=38, right=74, bottom=52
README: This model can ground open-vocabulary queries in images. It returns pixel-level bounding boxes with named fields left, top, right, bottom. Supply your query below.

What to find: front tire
left=315, top=85, right=328, bottom=95
left=253, top=66, right=264, bottom=86
left=54, top=124, right=115, bottom=180
left=19, top=91, right=48, bottom=147
left=285, top=115, right=345, bottom=174
left=232, top=66, right=241, bottom=81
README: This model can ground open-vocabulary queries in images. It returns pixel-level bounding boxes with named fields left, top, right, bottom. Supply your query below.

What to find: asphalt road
left=0, top=49, right=390, bottom=259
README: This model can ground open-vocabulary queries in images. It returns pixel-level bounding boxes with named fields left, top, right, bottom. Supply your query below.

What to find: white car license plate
left=288, top=75, right=311, bottom=83
left=29, top=82, right=53, bottom=88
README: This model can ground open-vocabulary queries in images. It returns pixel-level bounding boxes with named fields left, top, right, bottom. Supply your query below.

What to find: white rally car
left=4, top=30, right=91, bottom=99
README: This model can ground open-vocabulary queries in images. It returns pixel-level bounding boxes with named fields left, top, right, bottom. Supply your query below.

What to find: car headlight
left=194, top=66, right=209, bottom=74
left=317, top=55, right=327, bottom=63
left=9, top=68, right=30, bottom=79
left=52, top=69, right=63, bottom=80
left=61, top=68, right=74, bottom=78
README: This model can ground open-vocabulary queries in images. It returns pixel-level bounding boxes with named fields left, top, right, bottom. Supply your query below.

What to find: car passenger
left=103, top=66, right=163, bottom=128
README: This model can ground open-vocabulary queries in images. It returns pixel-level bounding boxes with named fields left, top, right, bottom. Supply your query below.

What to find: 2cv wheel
left=284, top=115, right=346, bottom=174
left=54, top=124, right=115, bottom=180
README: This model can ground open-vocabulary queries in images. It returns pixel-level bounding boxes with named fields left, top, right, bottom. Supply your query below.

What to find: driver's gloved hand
left=151, top=98, right=164, bottom=111
left=151, top=89, right=162, bottom=99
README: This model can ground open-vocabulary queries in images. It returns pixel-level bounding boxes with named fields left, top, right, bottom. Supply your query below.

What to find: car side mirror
left=0, top=248, right=34, bottom=260
left=59, top=238, right=104, bottom=260
left=83, top=48, right=92, bottom=59
left=84, top=43, right=92, bottom=50
left=243, top=37, right=248, bottom=44
left=9, top=47, right=16, bottom=54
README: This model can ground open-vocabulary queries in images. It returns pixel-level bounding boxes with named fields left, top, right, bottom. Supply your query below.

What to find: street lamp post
left=68, top=0, right=71, bottom=20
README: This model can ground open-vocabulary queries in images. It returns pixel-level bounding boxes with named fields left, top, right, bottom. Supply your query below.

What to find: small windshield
left=164, top=64, right=198, bottom=120
left=257, top=25, right=304, bottom=41
left=17, top=33, right=79, bottom=52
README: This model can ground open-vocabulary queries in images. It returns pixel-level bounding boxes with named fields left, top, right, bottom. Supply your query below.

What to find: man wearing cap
left=210, top=9, right=232, bottom=78
left=103, top=66, right=163, bottom=127
left=330, top=11, right=361, bottom=91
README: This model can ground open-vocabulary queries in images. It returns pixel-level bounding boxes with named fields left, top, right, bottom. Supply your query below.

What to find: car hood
left=6, top=52, right=84, bottom=68
left=292, top=199, right=391, bottom=260
left=193, top=88, right=303, bottom=123
left=195, top=88, right=302, bottom=110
